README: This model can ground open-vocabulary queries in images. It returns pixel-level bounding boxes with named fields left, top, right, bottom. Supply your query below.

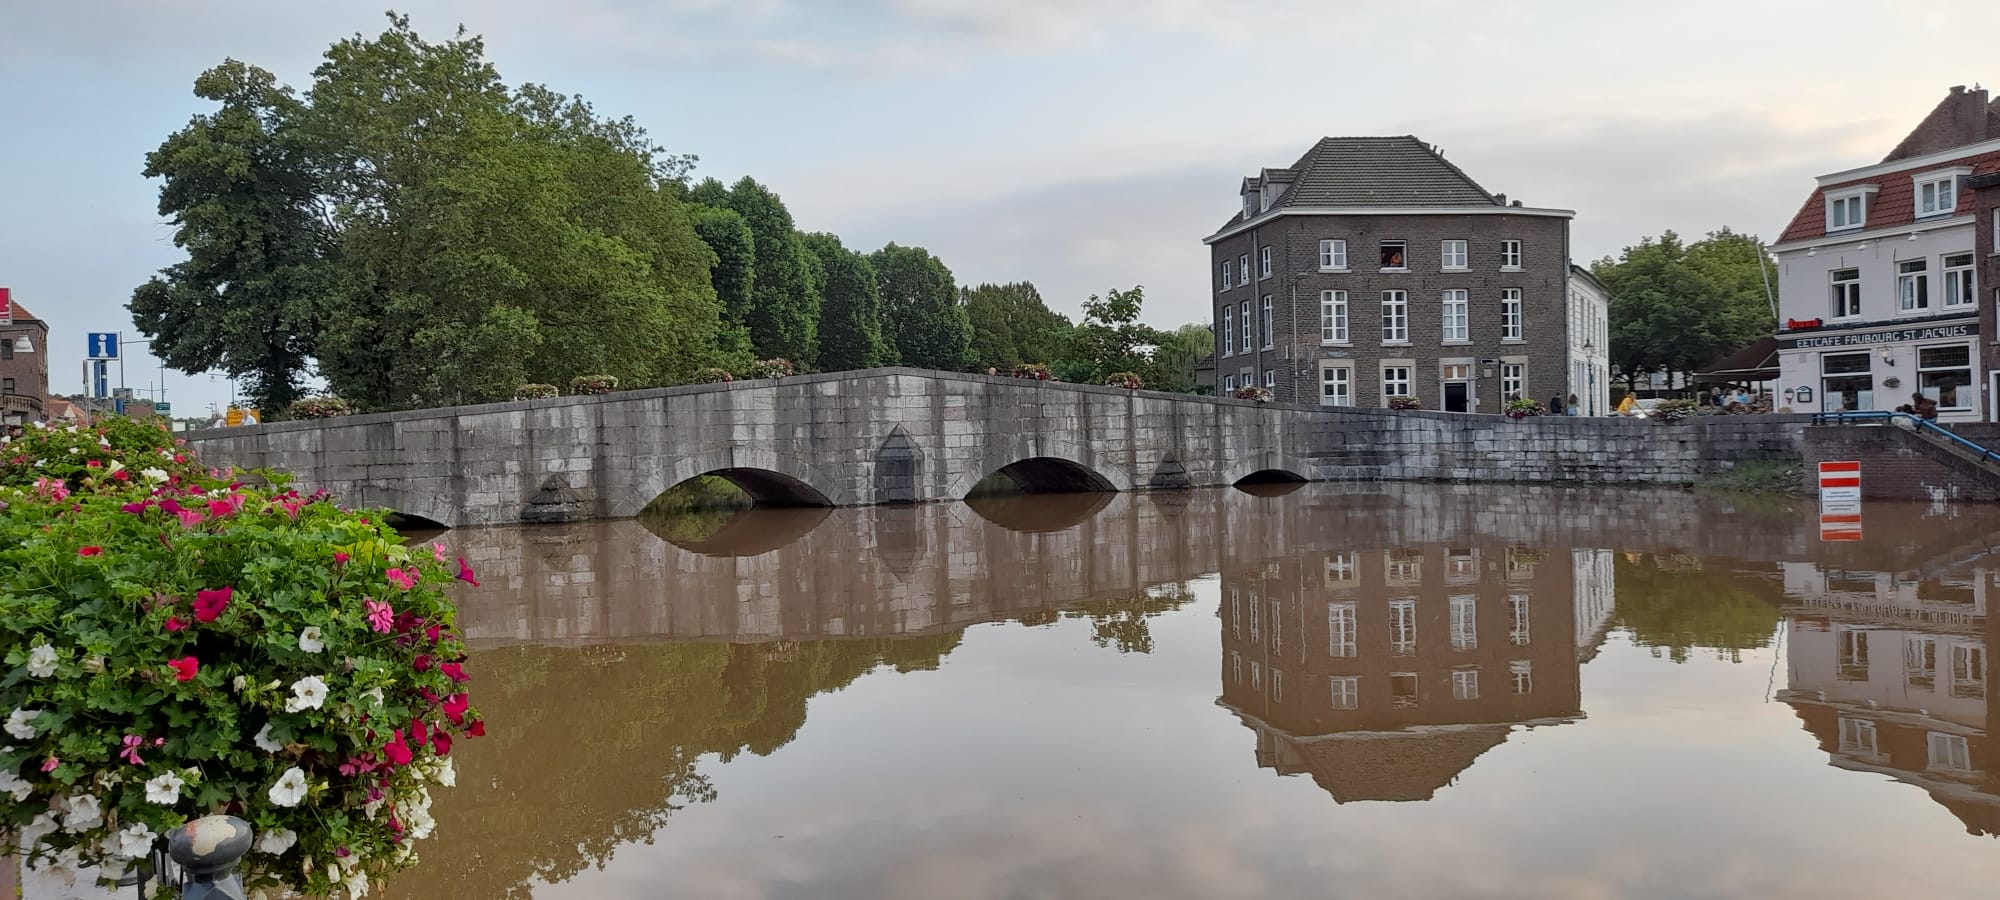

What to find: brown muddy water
left=378, top=483, right=2000, bottom=899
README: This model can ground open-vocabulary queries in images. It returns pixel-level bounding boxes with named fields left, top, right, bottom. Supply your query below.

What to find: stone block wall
left=1801, top=424, right=2000, bottom=503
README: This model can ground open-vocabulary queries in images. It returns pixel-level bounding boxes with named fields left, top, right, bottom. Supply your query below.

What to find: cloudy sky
left=4, top=1, right=1998, bottom=413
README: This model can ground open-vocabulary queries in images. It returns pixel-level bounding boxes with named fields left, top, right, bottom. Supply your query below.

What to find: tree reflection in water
left=1611, top=553, right=1783, bottom=662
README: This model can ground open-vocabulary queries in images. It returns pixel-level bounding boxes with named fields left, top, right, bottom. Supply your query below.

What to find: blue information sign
left=87, top=333, right=119, bottom=359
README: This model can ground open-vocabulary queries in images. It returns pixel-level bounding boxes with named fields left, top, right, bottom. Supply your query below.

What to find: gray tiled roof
left=1212, top=136, right=1499, bottom=235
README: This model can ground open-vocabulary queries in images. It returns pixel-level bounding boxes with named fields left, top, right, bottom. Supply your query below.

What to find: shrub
left=1387, top=396, right=1421, bottom=411
left=743, top=359, right=795, bottom=379
left=1234, top=386, right=1272, bottom=403
left=1011, top=364, right=1052, bottom=381
left=1650, top=398, right=1698, bottom=423
left=691, top=368, right=734, bottom=385
left=569, top=375, right=618, bottom=396
left=286, top=396, right=355, bottom=420
left=1505, top=398, right=1546, bottom=420
left=1104, top=372, right=1143, bottom=390
left=0, top=419, right=484, bottom=897
left=513, top=383, right=558, bottom=401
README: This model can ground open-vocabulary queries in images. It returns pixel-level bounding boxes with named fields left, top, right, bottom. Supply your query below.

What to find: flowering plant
left=1011, top=364, right=1052, bottom=381
left=1505, top=398, right=1546, bottom=420
left=1649, top=398, right=1698, bottom=423
left=0, top=418, right=483, bottom=897
left=513, top=383, right=558, bottom=401
left=569, top=375, right=618, bottom=396
left=287, top=396, right=355, bottom=420
left=1104, top=372, right=1143, bottom=390
left=1387, top=396, right=1422, bottom=411
left=744, top=359, right=795, bottom=379
left=691, top=368, right=734, bottom=385
left=1234, top=386, right=1272, bottom=403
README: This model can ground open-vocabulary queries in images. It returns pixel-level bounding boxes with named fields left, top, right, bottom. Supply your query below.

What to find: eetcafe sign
left=1779, top=322, right=1975, bottom=350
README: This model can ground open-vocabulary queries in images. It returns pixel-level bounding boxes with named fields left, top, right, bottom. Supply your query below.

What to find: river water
left=378, top=483, right=2000, bottom=899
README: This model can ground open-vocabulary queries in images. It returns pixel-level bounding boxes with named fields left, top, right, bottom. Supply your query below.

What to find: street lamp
left=1583, top=339, right=1598, bottom=416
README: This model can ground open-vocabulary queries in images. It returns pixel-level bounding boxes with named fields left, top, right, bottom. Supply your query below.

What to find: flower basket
left=1105, top=372, right=1144, bottom=390
left=1649, top=398, right=1697, bottom=423
left=0, top=418, right=485, bottom=897
left=1505, top=398, right=1546, bottom=420
left=513, top=383, right=558, bottom=401
left=286, top=396, right=354, bottom=420
left=744, top=359, right=795, bottom=379
left=1234, top=386, right=1273, bottom=403
left=1387, top=396, right=1421, bottom=411
left=1012, top=364, right=1052, bottom=381
left=691, top=368, right=734, bottom=385
left=569, top=375, right=618, bottom=396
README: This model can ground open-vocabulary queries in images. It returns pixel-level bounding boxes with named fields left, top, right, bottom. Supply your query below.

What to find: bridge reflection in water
left=377, top=485, right=2000, bottom=898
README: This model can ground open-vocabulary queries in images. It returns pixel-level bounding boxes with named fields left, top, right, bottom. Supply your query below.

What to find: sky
left=4, top=0, right=1999, bottom=414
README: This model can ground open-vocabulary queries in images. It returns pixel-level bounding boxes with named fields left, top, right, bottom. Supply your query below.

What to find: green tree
left=1595, top=229, right=1776, bottom=392
left=800, top=232, right=892, bottom=370
left=700, top=177, right=821, bottom=367
left=962, top=282, right=1071, bottom=371
left=1059, top=285, right=1167, bottom=385
left=871, top=243, right=969, bottom=370
left=1612, top=554, right=1782, bottom=663
left=1151, top=323, right=1214, bottom=394
left=128, top=60, right=338, bottom=414
left=689, top=205, right=757, bottom=366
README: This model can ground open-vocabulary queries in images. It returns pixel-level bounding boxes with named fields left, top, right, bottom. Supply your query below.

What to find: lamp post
left=1583, top=339, right=1598, bottom=416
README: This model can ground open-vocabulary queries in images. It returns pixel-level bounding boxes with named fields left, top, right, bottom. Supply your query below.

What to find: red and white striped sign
left=1819, top=510, right=1863, bottom=542
left=1818, top=460, right=1861, bottom=506
left=0, top=287, right=11, bottom=326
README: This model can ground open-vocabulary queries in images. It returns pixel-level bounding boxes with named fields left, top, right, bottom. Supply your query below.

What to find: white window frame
left=1320, top=290, right=1349, bottom=344
left=1951, top=643, right=1986, bottom=699
left=1260, top=295, right=1274, bottom=348
left=1500, top=362, right=1524, bottom=400
left=1501, top=289, right=1524, bottom=341
left=1824, top=184, right=1877, bottom=232
left=1838, top=716, right=1879, bottom=756
left=1509, top=660, right=1532, bottom=695
left=1328, top=601, right=1357, bottom=657
left=1500, top=240, right=1523, bottom=270
left=1389, top=598, right=1416, bottom=656
left=1508, top=593, right=1530, bottom=646
left=1224, top=374, right=1236, bottom=392
left=1319, top=364, right=1352, bottom=407
left=1269, top=597, right=1282, bottom=654
left=1382, top=365, right=1412, bottom=403
left=1259, top=246, right=1272, bottom=279
left=1944, top=253, right=1976, bottom=308
left=1928, top=732, right=1972, bottom=772
left=1222, top=309, right=1234, bottom=356
left=1381, top=291, right=1409, bottom=344
left=1915, top=167, right=1969, bottom=218
left=1830, top=268, right=1862, bottom=319
left=1238, top=253, right=1250, bottom=285
left=1442, top=289, right=1469, bottom=343
left=1329, top=675, right=1358, bottom=710
left=1319, top=239, right=1348, bottom=271
left=1263, top=369, right=1275, bottom=389
left=1451, top=669, right=1479, bottom=700
left=1220, top=260, right=1232, bottom=290
left=1240, top=301, right=1252, bottom=351
left=1449, top=595, right=1477, bottom=651
left=1898, top=259, right=1930, bottom=311
left=1441, top=239, right=1468, bottom=271
left=1379, top=240, right=1408, bottom=272
left=1917, top=343, right=1973, bottom=410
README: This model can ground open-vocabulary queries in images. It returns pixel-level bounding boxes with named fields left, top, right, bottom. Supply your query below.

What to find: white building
left=1564, top=265, right=1610, bottom=416
left=1767, top=85, right=1999, bottom=422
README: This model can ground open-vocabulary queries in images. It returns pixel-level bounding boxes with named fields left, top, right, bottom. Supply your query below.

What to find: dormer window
left=1824, top=184, right=1877, bottom=232
left=1243, top=191, right=1258, bottom=220
left=1915, top=167, right=1970, bottom=219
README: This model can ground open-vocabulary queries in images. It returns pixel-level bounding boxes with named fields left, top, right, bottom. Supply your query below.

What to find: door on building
left=1441, top=364, right=1472, bottom=413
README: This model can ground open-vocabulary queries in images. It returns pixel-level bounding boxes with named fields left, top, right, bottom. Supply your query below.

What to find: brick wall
left=1800, top=424, right=2000, bottom=502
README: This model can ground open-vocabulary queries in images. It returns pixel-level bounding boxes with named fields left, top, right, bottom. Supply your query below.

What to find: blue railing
left=1811, top=410, right=2000, bottom=465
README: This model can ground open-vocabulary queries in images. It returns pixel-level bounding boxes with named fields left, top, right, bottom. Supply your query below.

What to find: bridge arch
left=345, top=484, right=473, bottom=531
left=1220, top=452, right=1316, bottom=489
left=948, top=440, right=1135, bottom=499
left=612, top=446, right=851, bottom=516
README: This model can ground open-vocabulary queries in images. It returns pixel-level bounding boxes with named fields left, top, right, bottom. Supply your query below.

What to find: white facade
left=1564, top=267, right=1611, bottom=416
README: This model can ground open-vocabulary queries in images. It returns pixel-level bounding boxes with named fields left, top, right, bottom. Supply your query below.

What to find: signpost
left=0, top=287, right=12, bottom=326
left=87, top=333, right=119, bottom=360
left=1818, top=460, right=1862, bottom=542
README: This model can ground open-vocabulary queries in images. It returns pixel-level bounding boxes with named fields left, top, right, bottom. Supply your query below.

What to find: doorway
left=1444, top=382, right=1469, bottom=413
left=1441, top=363, right=1471, bottom=413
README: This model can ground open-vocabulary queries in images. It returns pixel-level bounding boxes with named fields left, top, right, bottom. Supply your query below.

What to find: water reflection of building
left=1779, top=562, right=2000, bottom=835
left=1216, top=542, right=1613, bottom=802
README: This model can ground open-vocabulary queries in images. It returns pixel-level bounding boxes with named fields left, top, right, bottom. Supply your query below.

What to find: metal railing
left=1810, top=410, right=2000, bottom=465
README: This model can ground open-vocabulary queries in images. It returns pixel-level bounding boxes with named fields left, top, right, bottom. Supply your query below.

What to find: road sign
left=0, top=287, right=11, bottom=326
left=155, top=402, right=172, bottom=413
left=225, top=407, right=244, bottom=427
left=1817, top=460, right=1860, bottom=505
left=87, top=333, right=120, bottom=359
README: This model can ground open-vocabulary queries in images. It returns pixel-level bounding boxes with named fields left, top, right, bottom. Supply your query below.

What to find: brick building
left=0, top=290, right=49, bottom=426
left=1769, top=85, right=2000, bottom=421
left=1202, top=136, right=1602, bottom=413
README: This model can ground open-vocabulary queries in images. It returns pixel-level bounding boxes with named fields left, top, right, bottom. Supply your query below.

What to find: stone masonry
left=184, top=367, right=1814, bottom=529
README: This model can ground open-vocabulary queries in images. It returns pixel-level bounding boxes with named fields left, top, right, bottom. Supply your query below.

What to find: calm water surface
left=381, top=484, right=2000, bottom=899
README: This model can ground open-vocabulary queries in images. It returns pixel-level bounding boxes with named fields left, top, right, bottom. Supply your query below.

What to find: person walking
left=1548, top=394, right=1565, bottom=416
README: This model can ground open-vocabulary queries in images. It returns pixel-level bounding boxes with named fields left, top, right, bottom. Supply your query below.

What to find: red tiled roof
left=2, top=295, right=42, bottom=323
left=1776, top=148, right=2000, bottom=244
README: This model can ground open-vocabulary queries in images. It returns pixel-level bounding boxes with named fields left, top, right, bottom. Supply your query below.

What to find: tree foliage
left=688, top=205, right=757, bottom=367
left=801, top=232, right=892, bottom=371
left=871, top=243, right=970, bottom=370
left=1151, top=323, right=1214, bottom=394
left=963, top=282, right=1071, bottom=372
left=1058, top=286, right=1168, bottom=385
left=694, top=177, right=821, bottom=368
left=1594, top=229, right=1776, bottom=391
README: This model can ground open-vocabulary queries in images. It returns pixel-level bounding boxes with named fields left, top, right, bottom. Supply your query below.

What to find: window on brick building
left=1263, top=369, right=1275, bottom=389
left=1222, top=308, right=1234, bottom=356
left=1500, top=240, right=1523, bottom=270
left=1442, top=290, right=1469, bottom=342
left=1500, top=363, right=1524, bottom=401
left=1320, top=291, right=1349, bottom=344
left=1320, top=239, right=1347, bottom=270
left=1917, top=174, right=1958, bottom=217
left=1918, top=344, right=1972, bottom=409
left=1240, top=301, right=1252, bottom=351
left=1379, top=240, right=1407, bottom=270
left=2, top=377, right=12, bottom=394
left=1381, top=291, right=1409, bottom=343
left=1261, top=295, right=1274, bottom=348
left=1830, top=268, right=1861, bottom=318
left=1382, top=365, right=1412, bottom=403
left=1259, top=246, right=1272, bottom=279
left=1220, top=260, right=1232, bottom=290
left=0, top=339, right=12, bottom=360
left=1899, top=259, right=1930, bottom=311
left=1441, top=240, right=1468, bottom=270
left=1501, top=289, right=1523, bottom=341
left=1944, top=254, right=1975, bottom=308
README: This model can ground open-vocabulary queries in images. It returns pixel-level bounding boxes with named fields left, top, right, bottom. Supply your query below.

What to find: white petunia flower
left=140, top=467, right=169, bottom=483
left=26, top=643, right=57, bottom=678
left=112, top=823, right=156, bottom=859
left=254, top=722, right=283, bottom=753
left=256, top=827, right=298, bottom=855
left=362, top=687, right=384, bottom=708
left=268, top=767, right=308, bottom=807
left=345, top=866, right=371, bottom=898
left=20, top=812, right=58, bottom=847
left=434, top=758, right=457, bottom=788
left=0, top=770, right=31, bottom=801
left=105, top=460, right=124, bottom=475
left=60, top=793, right=103, bottom=831
left=298, top=626, right=325, bottom=654
left=5, top=708, right=40, bottom=740
left=144, top=770, right=185, bottom=805
left=284, top=675, right=329, bottom=712
left=401, top=802, right=436, bottom=840
left=27, top=847, right=82, bottom=888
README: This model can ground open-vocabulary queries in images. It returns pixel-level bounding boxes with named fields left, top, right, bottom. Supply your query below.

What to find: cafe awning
left=1692, top=337, right=1779, bottom=384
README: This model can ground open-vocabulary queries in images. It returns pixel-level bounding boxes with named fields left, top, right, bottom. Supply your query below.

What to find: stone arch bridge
left=184, top=368, right=1800, bottom=528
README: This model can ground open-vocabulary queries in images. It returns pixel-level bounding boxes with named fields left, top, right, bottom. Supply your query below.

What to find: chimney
left=1510, top=200, right=1523, bottom=208
left=1493, top=193, right=1507, bottom=206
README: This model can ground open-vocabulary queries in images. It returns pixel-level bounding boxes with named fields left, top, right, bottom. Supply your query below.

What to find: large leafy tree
left=688, top=205, right=757, bottom=366
left=1594, top=229, right=1775, bottom=392
left=871, top=243, right=969, bottom=370
left=129, top=60, right=338, bottom=412
left=800, top=232, right=891, bottom=371
left=1150, top=323, right=1214, bottom=394
left=962, top=282, right=1071, bottom=372
left=693, top=177, right=821, bottom=367
left=1059, top=286, right=1167, bottom=385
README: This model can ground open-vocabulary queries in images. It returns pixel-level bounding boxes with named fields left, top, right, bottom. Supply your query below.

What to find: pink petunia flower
left=365, top=599, right=395, bottom=633
left=41, top=757, right=58, bottom=773
left=440, top=661, right=468, bottom=684
left=168, top=656, right=199, bottom=682
left=77, top=546, right=102, bottom=557
left=119, top=735, right=145, bottom=766
left=334, top=551, right=350, bottom=566
left=164, top=615, right=185, bottom=632
left=193, top=586, right=232, bottom=623
left=384, top=568, right=418, bottom=590
left=455, top=558, right=480, bottom=588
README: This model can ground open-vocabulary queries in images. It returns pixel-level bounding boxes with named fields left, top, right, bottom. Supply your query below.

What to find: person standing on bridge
left=1548, top=394, right=1565, bottom=416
